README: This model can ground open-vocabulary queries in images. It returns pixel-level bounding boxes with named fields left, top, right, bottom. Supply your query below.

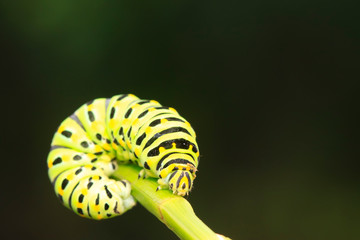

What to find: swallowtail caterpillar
left=47, top=94, right=199, bottom=220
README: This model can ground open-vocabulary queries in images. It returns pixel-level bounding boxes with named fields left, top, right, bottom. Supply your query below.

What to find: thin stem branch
left=111, top=164, right=231, bottom=240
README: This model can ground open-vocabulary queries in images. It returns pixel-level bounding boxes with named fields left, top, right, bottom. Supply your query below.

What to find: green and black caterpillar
left=47, top=94, right=199, bottom=220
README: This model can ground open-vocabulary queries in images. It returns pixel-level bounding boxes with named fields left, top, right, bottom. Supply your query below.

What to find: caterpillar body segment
left=48, top=93, right=199, bottom=220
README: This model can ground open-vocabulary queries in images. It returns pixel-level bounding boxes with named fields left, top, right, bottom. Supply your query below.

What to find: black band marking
left=114, top=201, right=119, bottom=213
left=125, top=108, right=132, bottom=118
left=147, top=139, right=198, bottom=157
left=149, top=119, right=161, bottom=127
left=96, top=133, right=102, bottom=141
left=87, top=204, right=92, bottom=218
left=117, top=94, right=128, bottom=101
left=77, top=208, right=84, bottom=215
left=156, top=152, right=177, bottom=170
left=166, top=117, right=185, bottom=123
left=87, top=111, right=95, bottom=122
left=95, top=194, right=100, bottom=205
left=119, top=127, right=124, bottom=136
left=61, top=179, right=69, bottom=189
left=81, top=141, right=89, bottom=148
left=168, top=171, right=177, bottom=182
left=136, top=133, right=146, bottom=146
left=87, top=181, right=93, bottom=189
left=143, top=127, right=192, bottom=150
left=61, top=130, right=72, bottom=138
left=110, top=107, right=115, bottom=119
left=185, top=171, right=192, bottom=189
left=144, top=161, right=150, bottom=170
left=161, top=158, right=195, bottom=171
left=137, top=100, right=150, bottom=105
left=176, top=172, right=184, bottom=189
left=68, top=182, right=80, bottom=211
left=138, top=109, right=148, bottom=118
left=75, top=167, right=83, bottom=175
left=52, top=157, right=62, bottom=165
left=155, top=106, right=169, bottom=110
left=78, top=194, right=84, bottom=203
left=104, top=185, right=113, bottom=198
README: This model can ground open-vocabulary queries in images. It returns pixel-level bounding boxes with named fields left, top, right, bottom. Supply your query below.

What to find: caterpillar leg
left=137, top=168, right=156, bottom=179
left=137, top=169, right=146, bottom=179
left=156, top=179, right=168, bottom=192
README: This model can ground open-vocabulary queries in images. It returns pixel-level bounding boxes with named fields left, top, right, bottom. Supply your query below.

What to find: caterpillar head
left=167, top=170, right=194, bottom=196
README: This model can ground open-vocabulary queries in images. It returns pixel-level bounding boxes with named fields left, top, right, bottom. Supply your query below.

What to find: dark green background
left=1, top=1, right=359, bottom=239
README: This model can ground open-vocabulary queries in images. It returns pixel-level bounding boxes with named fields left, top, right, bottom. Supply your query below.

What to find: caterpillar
left=47, top=94, right=199, bottom=220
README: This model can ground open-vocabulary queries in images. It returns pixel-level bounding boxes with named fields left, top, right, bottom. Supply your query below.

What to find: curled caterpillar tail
left=54, top=165, right=135, bottom=219
left=48, top=94, right=199, bottom=220
left=48, top=146, right=136, bottom=219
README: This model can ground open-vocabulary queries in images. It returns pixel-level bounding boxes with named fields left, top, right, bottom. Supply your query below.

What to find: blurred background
left=1, top=0, right=359, bottom=239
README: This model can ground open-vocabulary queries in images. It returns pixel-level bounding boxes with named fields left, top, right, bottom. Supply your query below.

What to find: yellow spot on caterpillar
left=185, top=121, right=191, bottom=127
left=58, top=188, right=64, bottom=196
left=81, top=188, right=88, bottom=195
left=67, top=174, right=74, bottom=181
left=85, top=164, right=93, bottom=169
left=87, top=104, right=93, bottom=111
left=112, top=142, right=118, bottom=150
left=48, top=162, right=53, bottom=168
left=148, top=107, right=155, bottom=112
left=129, top=94, right=136, bottom=98
left=94, top=205, right=100, bottom=211
left=133, top=118, right=139, bottom=125
left=92, top=175, right=100, bottom=181
left=57, top=125, right=65, bottom=133
left=161, top=119, right=168, bottom=124
left=188, top=145, right=193, bottom=150
left=119, top=139, right=126, bottom=147
left=135, top=148, right=140, bottom=157
left=91, top=121, right=103, bottom=132
left=103, top=143, right=111, bottom=151
left=77, top=202, right=83, bottom=208
left=94, top=145, right=102, bottom=152
left=97, top=214, right=102, bottom=220
left=87, top=153, right=96, bottom=159
left=122, top=119, right=129, bottom=125
left=109, top=119, right=116, bottom=129
left=63, top=155, right=70, bottom=162
left=196, top=152, right=200, bottom=157
left=172, top=143, right=176, bottom=148
left=159, top=147, right=165, bottom=153
left=113, top=101, right=121, bottom=107
left=133, top=104, right=140, bottom=108
left=71, top=134, right=79, bottom=142
left=145, top=127, right=151, bottom=134
left=100, top=154, right=111, bottom=162
left=150, top=100, right=159, bottom=105
left=169, top=107, right=177, bottom=112
left=126, top=140, right=132, bottom=149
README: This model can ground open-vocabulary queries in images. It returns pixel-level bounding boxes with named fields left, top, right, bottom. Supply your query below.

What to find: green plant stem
left=112, top=164, right=230, bottom=240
